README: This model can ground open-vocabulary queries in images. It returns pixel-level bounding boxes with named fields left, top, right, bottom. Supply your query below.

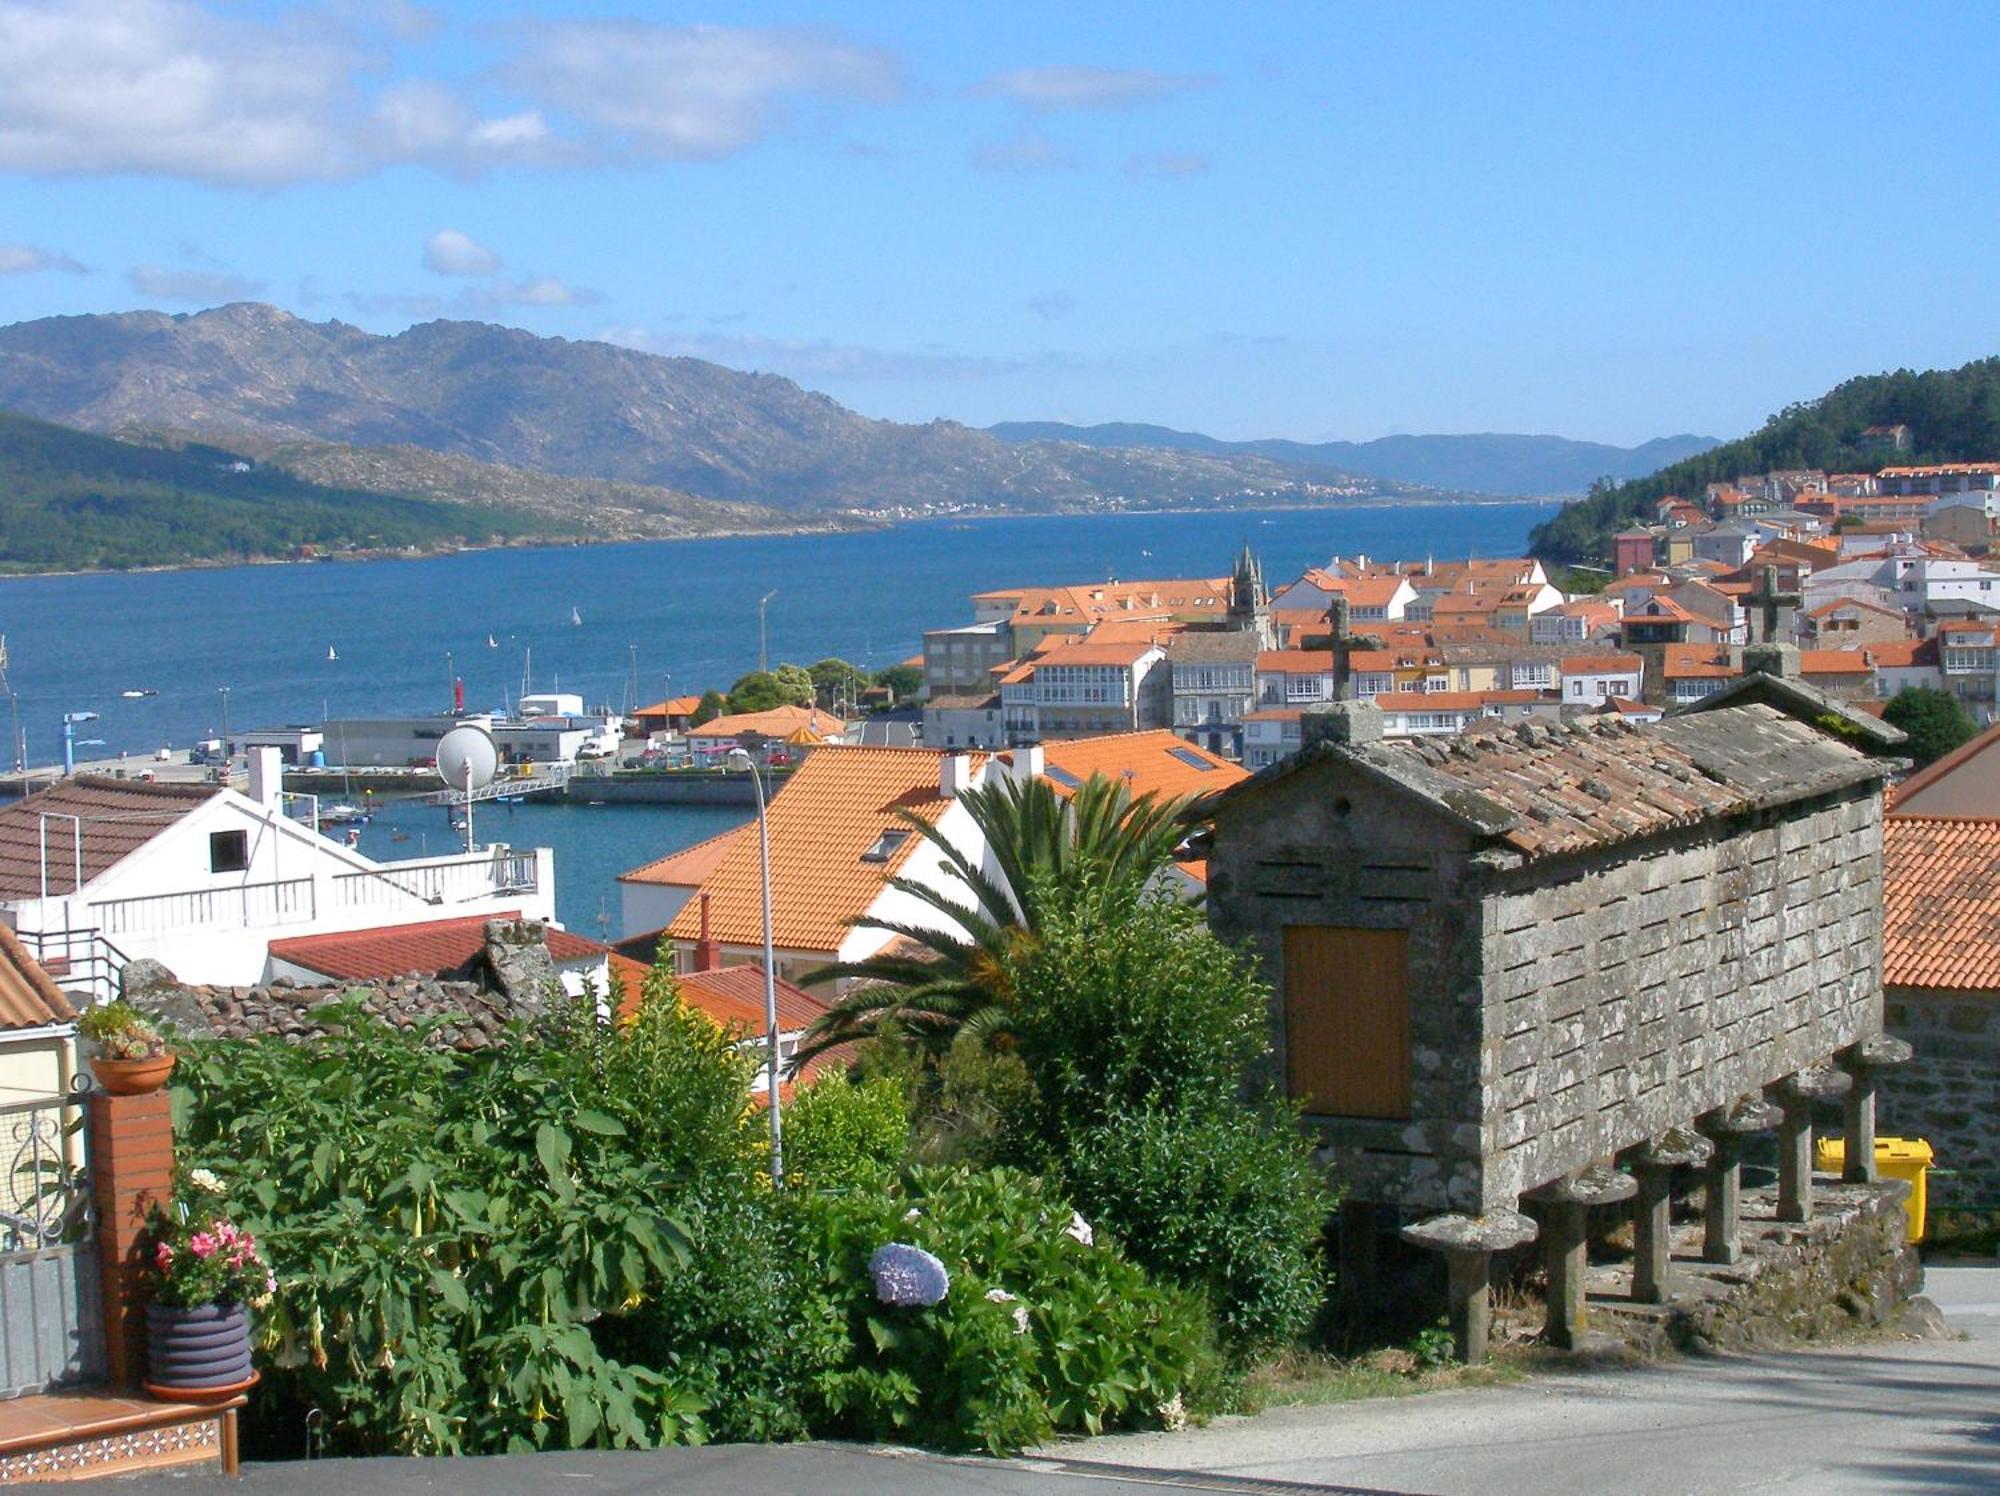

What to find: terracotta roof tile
left=1256, top=651, right=1337, bottom=672
left=1884, top=816, right=2000, bottom=989
left=687, top=705, right=847, bottom=740
left=0, top=923, right=76, bottom=1030
left=0, top=776, right=219, bottom=900
left=1032, top=731, right=1246, bottom=800
left=619, top=824, right=751, bottom=887
left=268, top=913, right=604, bottom=981
left=611, top=956, right=828, bottom=1032
left=663, top=746, right=984, bottom=953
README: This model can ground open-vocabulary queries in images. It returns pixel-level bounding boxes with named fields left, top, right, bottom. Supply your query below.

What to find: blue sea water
left=0, top=501, right=1550, bottom=930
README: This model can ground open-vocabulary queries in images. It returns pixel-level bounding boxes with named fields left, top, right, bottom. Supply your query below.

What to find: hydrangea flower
left=869, top=1242, right=950, bottom=1307
left=1065, top=1211, right=1094, bottom=1247
left=189, top=1168, right=225, bottom=1195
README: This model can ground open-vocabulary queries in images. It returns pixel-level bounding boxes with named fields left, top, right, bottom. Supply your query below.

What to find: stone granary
left=1205, top=700, right=1895, bottom=1360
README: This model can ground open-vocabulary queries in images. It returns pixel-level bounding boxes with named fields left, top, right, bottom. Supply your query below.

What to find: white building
left=997, top=640, right=1171, bottom=743
left=1254, top=651, right=1338, bottom=709
left=0, top=749, right=556, bottom=995
left=1559, top=653, right=1645, bottom=704
left=1242, top=709, right=1303, bottom=770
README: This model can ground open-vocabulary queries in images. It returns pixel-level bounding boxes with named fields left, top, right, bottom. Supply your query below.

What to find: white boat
left=569, top=607, right=582, bottom=627
left=318, top=801, right=369, bottom=826
left=326, top=644, right=339, bottom=661
left=487, top=633, right=498, bottom=648
left=120, top=689, right=157, bottom=699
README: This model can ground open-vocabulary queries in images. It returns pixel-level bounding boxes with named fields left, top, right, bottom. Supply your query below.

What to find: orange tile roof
left=1029, top=730, right=1246, bottom=801
left=1032, top=640, right=1158, bottom=666
left=1660, top=644, right=1740, bottom=679
left=1628, top=596, right=1700, bottom=624
left=0, top=776, right=219, bottom=900
left=1332, top=576, right=1411, bottom=607
left=1807, top=596, right=1910, bottom=622
left=686, top=705, right=848, bottom=740
left=1244, top=707, right=1305, bottom=722
left=1799, top=649, right=1874, bottom=677
left=663, top=746, right=984, bottom=954
left=268, top=912, right=605, bottom=981
left=1880, top=463, right=2000, bottom=478
left=1561, top=654, right=1642, bottom=673
left=1256, top=650, right=1337, bottom=672
left=0, top=923, right=75, bottom=1031
left=619, top=824, right=751, bottom=887
left=634, top=695, right=704, bottom=717
left=611, top=953, right=828, bottom=1031
left=1863, top=639, right=1933, bottom=669
left=1078, top=618, right=1187, bottom=646
left=1884, top=816, right=2000, bottom=989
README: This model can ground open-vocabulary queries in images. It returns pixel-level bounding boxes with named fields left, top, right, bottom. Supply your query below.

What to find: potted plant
left=78, top=1001, right=175, bottom=1094
left=143, top=1170, right=273, bottom=1402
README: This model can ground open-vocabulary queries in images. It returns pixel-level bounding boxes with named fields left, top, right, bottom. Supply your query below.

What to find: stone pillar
left=1336, top=1199, right=1379, bottom=1310
left=1626, top=1127, right=1713, bottom=1305
left=87, top=1087, right=176, bottom=1388
left=1696, top=1094, right=1778, bottom=1266
left=1401, top=1210, right=1537, bottom=1366
left=1837, top=1035, right=1914, bottom=1184
left=1525, top=1165, right=1637, bottom=1349
left=1766, top=1065, right=1851, bottom=1223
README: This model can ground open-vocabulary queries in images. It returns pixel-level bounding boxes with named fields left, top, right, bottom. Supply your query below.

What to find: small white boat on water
left=318, top=802, right=369, bottom=826
left=327, top=644, right=339, bottom=661
left=120, top=689, right=157, bottom=699
left=487, top=633, right=498, bottom=648
left=569, top=607, right=582, bottom=627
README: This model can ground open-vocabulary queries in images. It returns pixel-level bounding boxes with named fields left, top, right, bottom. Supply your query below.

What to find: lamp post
left=217, top=686, right=231, bottom=766
left=60, top=712, right=100, bottom=777
left=727, top=745, right=783, bottom=1185
left=758, top=590, right=779, bottom=676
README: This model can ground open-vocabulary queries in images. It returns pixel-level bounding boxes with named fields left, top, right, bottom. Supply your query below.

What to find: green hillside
left=1528, top=357, right=2000, bottom=563
left=0, top=410, right=545, bottom=573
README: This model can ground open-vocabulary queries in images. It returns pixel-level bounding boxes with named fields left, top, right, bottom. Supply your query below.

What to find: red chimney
left=694, top=891, right=719, bottom=973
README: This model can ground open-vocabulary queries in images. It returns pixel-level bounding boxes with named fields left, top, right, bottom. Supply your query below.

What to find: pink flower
left=265, top=1272, right=277, bottom=1294
left=189, top=1231, right=219, bottom=1260
left=153, top=1242, right=174, bottom=1271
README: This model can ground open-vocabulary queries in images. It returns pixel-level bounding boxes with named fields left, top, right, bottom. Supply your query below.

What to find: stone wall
left=1482, top=790, right=1884, bottom=1209
left=1880, top=985, right=2000, bottom=1210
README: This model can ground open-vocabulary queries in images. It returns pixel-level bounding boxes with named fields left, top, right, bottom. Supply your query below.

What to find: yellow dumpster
left=1814, top=1136, right=1933, bottom=1244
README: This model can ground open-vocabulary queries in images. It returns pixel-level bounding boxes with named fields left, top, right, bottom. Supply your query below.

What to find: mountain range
left=985, top=421, right=1719, bottom=496
left=0, top=304, right=1372, bottom=518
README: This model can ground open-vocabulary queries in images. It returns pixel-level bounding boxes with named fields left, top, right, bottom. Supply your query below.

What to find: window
left=1282, top=925, right=1410, bottom=1119
left=1167, top=746, right=1219, bottom=771
left=209, top=829, right=249, bottom=874
left=1044, top=765, right=1082, bottom=789
left=860, top=829, right=911, bottom=863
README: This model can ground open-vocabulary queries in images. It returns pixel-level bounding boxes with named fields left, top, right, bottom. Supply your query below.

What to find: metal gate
left=0, top=1087, right=103, bottom=1398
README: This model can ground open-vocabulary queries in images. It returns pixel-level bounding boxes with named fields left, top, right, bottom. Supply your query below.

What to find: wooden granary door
left=1282, top=925, right=1411, bottom=1119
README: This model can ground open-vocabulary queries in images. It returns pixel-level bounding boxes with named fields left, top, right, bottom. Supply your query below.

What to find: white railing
left=11, top=927, right=133, bottom=1008
left=331, top=850, right=538, bottom=911
left=92, top=878, right=317, bottom=938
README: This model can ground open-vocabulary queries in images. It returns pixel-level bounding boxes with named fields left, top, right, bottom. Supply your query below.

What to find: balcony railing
left=331, top=849, right=539, bottom=911
left=94, top=878, right=316, bottom=938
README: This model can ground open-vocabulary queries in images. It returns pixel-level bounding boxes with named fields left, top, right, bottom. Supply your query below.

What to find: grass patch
left=1242, top=1346, right=1528, bottom=1411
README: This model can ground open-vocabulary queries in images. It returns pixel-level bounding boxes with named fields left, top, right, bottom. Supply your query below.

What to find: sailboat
left=486, top=633, right=498, bottom=648
left=326, top=644, right=338, bottom=661
left=569, top=607, right=582, bottom=627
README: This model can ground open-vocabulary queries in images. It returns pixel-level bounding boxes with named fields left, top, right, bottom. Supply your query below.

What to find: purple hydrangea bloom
left=869, top=1242, right=951, bottom=1307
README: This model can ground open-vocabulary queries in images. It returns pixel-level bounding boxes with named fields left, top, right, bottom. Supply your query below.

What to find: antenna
left=435, top=724, right=498, bottom=854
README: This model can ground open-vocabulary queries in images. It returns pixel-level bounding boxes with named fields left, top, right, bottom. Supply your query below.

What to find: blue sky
left=1, top=1, right=1997, bottom=446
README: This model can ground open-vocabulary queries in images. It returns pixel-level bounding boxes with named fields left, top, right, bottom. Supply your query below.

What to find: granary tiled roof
left=0, top=776, right=219, bottom=900
left=1318, top=703, right=1883, bottom=861
left=1883, top=816, right=2000, bottom=989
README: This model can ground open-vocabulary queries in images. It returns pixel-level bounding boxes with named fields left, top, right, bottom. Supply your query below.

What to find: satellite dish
left=436, top=724, right=498, bottom=795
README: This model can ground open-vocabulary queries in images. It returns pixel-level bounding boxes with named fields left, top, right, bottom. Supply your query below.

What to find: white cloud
left=505, top=21, right=902, bottom=161
left=972, top=129, right=1076, bottom=174
left=1125, top=150, right=1210, bottom=179
left=974, top=65, right=1212, bottom=112
left=472, top=275, right=599, bottom=308
left=127, top=264, right=266, bottom=302
left=0, top=0, right=370, bottom=186
left=423, top=228, right=500, bottom=277
left=0, top=242, right=84, bottom=274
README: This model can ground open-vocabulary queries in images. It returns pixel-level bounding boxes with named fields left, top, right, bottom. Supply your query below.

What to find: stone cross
left=1747, top=563, right=1801, bottom=644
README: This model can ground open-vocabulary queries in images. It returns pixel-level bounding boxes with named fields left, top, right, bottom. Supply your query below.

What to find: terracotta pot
left=143, top=1300, right=258, bottom=1404
left=90, top=1052, right=177, bottom=1095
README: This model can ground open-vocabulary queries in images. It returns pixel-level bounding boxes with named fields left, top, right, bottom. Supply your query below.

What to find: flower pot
left=144, top=1301, right=257, bottom=1403
left=90, top=1053, right=176, bottom=1095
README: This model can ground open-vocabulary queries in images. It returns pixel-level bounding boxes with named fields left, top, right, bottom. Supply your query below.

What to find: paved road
left=1050, top=1265, right=2000, bottom=1495
left=58, top=1267, right=2000, bottom=1494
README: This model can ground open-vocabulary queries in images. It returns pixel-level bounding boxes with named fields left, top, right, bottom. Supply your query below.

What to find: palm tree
left=794, top=771, right=1199, bottom=1066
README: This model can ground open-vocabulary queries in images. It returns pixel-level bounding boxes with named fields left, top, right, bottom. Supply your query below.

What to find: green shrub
left=789, top=1166, right=1221, bottom=1453
left=1005, top=893, right=1334, bottom=1360
left=784, top=1073, right=910, bottom=1188
left=171, top=976, right=747, bottom=1456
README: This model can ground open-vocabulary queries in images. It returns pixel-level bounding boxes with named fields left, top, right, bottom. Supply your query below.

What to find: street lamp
left=758, top=590, right=779, bottom=675
left=60, top=712, right=101, bottom=777
left=217, top=686, right=231, bottom=765
left=727, top=744, right=784, bottom=1185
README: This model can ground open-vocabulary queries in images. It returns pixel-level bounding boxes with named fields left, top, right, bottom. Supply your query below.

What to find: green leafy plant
left=80, top=999, right=170, bottom=1060
left=1407, top=1320, right=1457, bottom=1372
left=783, top=1074, right=910, bottom=1188
left=147, top=1170, right=275, bottom=1309
left=791, top=1166, right=1222, bottom=1453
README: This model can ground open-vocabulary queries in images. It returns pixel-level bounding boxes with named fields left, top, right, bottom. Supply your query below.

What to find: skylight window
left=1043, top=766, right=1082, bottom=788
left=860, top=829, right=912, bottom=863
left=1167, top=747, right=1220, bottom=771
